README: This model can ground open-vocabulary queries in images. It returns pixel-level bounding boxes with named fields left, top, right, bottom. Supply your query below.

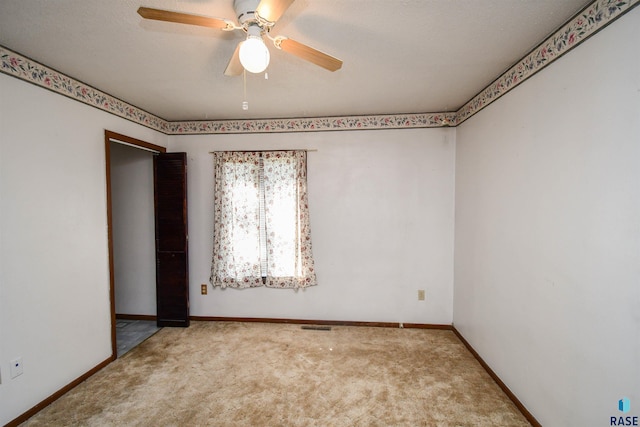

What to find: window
left=210, top=151, right=317, bottom=289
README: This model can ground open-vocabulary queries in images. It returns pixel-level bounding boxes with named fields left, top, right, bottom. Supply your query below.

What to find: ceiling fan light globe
left=239, top=37, right=270, bottom=73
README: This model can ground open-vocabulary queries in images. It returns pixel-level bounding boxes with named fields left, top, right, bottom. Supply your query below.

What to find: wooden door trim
left=105, top=130, right=166, bottom=359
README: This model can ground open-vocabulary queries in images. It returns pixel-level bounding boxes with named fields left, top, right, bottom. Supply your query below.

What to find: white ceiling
left=0, top=0, right=590, bottom=121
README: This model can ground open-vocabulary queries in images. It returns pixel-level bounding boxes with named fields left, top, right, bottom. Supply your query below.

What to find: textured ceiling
left=0, top=0, right=590, bottom=121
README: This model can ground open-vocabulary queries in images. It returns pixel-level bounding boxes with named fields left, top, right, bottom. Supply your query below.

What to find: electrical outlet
left=201, top=284, right=208, bottom=295
left=418, top=290, right=425, bottom=301
left=10, top=357, right=23, bottom=379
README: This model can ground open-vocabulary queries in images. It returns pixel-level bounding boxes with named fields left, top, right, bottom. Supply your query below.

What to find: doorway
left=105, top=130, right=166, bottom=359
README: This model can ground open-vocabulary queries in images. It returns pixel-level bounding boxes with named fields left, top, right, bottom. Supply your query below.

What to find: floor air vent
left=301, top=325, right=332, bottom=331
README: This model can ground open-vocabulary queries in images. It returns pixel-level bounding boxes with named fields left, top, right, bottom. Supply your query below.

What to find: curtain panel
left=210, top=151, right=317, bottom=289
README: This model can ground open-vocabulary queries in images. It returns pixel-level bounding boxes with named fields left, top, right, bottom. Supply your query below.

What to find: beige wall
left=0, top=74, right=167, bottom=425
left=170, top=127, right=456, bottom=324
left=454, top=7, right=640, bottom=425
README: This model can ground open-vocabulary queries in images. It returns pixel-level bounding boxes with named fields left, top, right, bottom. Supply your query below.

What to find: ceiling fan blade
left=224, top=44, right=244, bottom=76
left=256, top=0, right=295, bottom=23
left=137, top=7, right=233, bottom=30
left=277, top=38, right=342, bottom=72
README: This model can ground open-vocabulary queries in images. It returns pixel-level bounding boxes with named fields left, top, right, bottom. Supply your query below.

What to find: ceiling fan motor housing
left=234, top=0, right=261, bottom=26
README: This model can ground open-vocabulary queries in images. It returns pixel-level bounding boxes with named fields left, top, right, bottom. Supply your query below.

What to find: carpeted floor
left=22, top=321, right=531, bottom=426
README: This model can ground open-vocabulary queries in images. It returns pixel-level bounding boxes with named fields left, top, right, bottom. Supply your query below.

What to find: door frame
left=105, top=130, right=166, bottom=359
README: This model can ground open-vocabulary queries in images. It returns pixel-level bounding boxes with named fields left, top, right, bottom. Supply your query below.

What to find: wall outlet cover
left=10, top=357, right=23, bottom=379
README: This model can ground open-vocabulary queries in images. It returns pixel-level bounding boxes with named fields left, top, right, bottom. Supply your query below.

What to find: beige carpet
left=22, top=321, right=531, bottom=426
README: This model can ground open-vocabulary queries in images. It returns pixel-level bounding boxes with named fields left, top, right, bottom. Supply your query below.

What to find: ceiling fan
left=137, top=0, right=343, bottom=76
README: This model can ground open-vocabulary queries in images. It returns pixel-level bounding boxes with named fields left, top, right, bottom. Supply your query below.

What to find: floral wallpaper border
left=0, top=47, right=169, bottom=133
left=0, top=45, right=454, bottom=134
left=456, top=0, right=639, bottom=125
left=1, top=0, right=637, bottom=134
left=166, top=113, right=456, bottom=134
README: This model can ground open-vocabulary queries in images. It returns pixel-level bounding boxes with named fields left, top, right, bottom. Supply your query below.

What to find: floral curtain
left=211, top=152, right=263, bottom=288
left=211, top=151, right=317, bottom=289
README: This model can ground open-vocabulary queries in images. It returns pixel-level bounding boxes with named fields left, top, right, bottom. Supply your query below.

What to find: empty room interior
left=0, top=0, right=639, bottom=425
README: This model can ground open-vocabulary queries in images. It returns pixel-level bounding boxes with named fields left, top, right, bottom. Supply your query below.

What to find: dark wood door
left=154, top=153, right=189, bottom=327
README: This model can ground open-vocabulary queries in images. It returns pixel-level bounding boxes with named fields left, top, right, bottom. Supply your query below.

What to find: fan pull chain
left=242, top=69, right=248, bottom=110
